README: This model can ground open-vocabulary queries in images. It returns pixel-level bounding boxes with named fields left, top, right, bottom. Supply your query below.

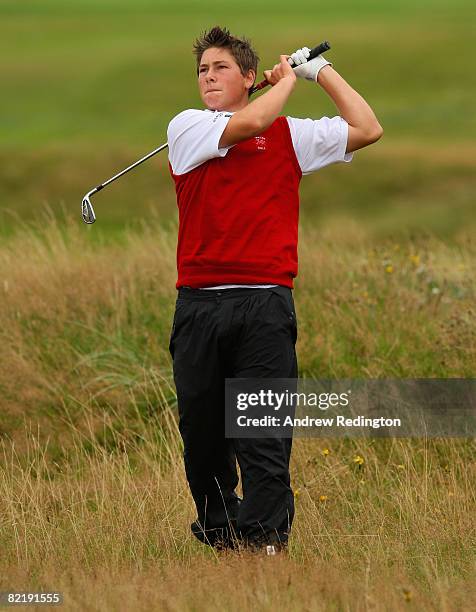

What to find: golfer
left=167, top=26, right=382, bottom=554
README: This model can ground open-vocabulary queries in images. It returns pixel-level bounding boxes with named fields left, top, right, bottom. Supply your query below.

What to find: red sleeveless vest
left=169, top=116, right=302, bottom=288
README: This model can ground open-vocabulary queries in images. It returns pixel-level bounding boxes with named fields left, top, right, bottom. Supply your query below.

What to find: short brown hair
left=193, top=26, right=259, bottom=90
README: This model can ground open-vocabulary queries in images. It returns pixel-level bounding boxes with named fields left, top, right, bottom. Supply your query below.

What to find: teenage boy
left=167, top=26, right=382, bottom=554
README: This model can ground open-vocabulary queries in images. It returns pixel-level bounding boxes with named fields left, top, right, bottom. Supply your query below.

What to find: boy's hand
left=263, top=55, right=297, bottom=87
left=287, top=46, right=332, bottom=82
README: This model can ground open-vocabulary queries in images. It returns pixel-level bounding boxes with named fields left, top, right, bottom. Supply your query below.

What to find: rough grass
left=1, top=393, right=475, bottom=611
left=0, top=214, right=475, bottom=609
left=1, top=213, right=474, bottom=440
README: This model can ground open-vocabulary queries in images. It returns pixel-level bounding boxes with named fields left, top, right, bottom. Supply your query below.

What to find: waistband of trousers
left=177, top=285, right=292, bottom=301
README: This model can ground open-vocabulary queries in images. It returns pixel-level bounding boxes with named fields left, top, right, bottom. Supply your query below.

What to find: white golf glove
left=287, top=47, right=332, bottom=82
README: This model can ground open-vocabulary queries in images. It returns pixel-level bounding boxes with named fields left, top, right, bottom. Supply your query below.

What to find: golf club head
left=82, top=194, right=96, bottom=224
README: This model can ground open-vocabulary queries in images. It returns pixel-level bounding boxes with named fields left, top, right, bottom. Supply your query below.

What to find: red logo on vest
left=254, top=136, right=266, bottom=151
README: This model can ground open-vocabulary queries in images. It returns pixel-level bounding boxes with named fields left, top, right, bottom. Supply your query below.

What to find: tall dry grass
left=1, top=407, right=475, bottom=610
left=1, top=212, right=475, bottom=610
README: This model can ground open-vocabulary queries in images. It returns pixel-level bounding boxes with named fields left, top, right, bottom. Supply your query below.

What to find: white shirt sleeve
left=286, top=115, right=353, bottom=175
left=167, top=109, right=235, bottom=175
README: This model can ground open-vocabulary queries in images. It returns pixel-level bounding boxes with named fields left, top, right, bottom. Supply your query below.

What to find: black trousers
left=169, top=285, right=298, bottom=548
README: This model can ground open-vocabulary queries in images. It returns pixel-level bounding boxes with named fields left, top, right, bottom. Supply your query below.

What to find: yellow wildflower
left=319, top=495, right=328, bottom=502
left=353, top=455, right=364, bottom=465
left=409, top=254, right=420, bottom=266
left=385, top=264, right=393, bottom=274
left=321, top=448, right=330, bottom=456
left=402, top=589, right=412, bottom=602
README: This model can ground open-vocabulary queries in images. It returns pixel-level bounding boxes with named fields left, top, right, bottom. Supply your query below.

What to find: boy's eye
left=199, top=64, right=228, bottom=74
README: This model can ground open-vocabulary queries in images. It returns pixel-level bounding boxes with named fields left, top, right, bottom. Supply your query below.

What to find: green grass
left=1, top=0, right=475, bottom=238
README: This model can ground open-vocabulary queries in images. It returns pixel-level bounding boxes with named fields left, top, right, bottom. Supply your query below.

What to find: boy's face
left=198, top=47, right=255, bottom=111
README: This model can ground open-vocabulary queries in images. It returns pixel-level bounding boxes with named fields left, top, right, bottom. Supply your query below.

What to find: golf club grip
left=250, top=41, right=331, bottom=95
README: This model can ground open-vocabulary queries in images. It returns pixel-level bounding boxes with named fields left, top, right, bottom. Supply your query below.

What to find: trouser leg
left=169, top=298, right=240, bottom=547
left=232, top=286, right=298, bottom=547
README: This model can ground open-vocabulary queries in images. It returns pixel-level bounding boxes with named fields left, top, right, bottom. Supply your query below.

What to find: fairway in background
left=1, top=0, right=475, bottom=238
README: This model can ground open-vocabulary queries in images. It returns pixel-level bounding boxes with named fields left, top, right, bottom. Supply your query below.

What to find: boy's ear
left=245, top=69, right=256, bottom=88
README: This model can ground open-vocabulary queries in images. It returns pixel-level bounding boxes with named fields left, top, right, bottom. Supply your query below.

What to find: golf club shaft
left=91, top=142, right=169, bottom=195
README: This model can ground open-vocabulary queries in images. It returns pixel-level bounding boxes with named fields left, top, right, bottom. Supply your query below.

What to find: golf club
left=82, top=143, right=168, bottom=224
left=81, top=41, right=331, bottom=224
